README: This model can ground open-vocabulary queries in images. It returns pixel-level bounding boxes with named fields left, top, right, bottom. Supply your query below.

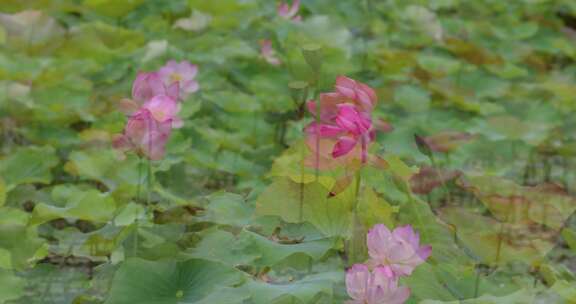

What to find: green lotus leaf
left=105, top=258, right=246, bottom=304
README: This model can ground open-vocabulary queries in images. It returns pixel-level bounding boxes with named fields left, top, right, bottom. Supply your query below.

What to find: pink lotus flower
left=306, top=103, right=374, bottom=163
left=142, top=95, right=182, bottom=128
left=133, top=72, right=179, bottom=103
left=277, top=0, right=301, bottom=21
left=112, top=109, right=173, bottom=161
left=158, top=60, right=199, bottom=100
left=346, top=264, right=411, bottom=304
left=334, top=76, right=377, bottom=112
left=259, top=39, right=282, bottom=66
left=306, top=76, right=377, bottom=123
left=366, top=224, right=431, bottom=277
left=120, top=72, right=179, bottom=115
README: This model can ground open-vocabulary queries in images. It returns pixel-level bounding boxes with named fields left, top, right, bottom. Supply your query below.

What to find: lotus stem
left=474, top=265, right=481, bottom=298
left=350, top=169, right=363, bottom=264
left=495, top=199, right=513, bottom=265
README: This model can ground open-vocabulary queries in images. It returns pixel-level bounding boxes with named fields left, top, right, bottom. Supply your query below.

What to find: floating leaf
left=31, top=185, right=116, bottom=225
left=0, top=146, right=58, bottom=190
left=105, top=258, right=245, bottom=304
left=256, top=178, right=353, bottom=237
left=246, top=272, right=342, bottom=304
left=0, top=268, right=25, bottom=303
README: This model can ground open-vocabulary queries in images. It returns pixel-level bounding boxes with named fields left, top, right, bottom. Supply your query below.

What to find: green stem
left=299, top=143, right=305, bottom=222
left=495, top=201, right=512, bottom=265
left=133, top=157, right=144, bottom=257
left=137, top=157, right=143, bottom=202
left=133, top=222, right=139, bottom=257
left=298, top=86, right=310, bottom=223
left=147, top=159, right=152, bottom=206
left=349, top=170, right=363, bottom=264
left=473, top=265, right=481, bottom=298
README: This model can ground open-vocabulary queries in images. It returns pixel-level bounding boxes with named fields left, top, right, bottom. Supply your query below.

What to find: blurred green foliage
left=1, top=0, right=576, bottom=303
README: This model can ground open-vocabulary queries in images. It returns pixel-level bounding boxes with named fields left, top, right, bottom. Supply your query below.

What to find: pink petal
left=176, top=61, right=198, bottom=79
left=288, top=0, right=300, bottom=17
left=143, top=95, right=179, bottom=122
left=335, top=75, right=357, bottom=99
left=277, top=3, right=289, bottom=16
left=132, top=72, right=165, bottom=104
left=181, top=80, right=200, bottom=95
left=166, top=82, right=180, bottom=101
left=358, top=83, right=377, bottom=105
left=393, top=225, right=420, bottom=248
left=389, top=286, right=411, bottom=304
left=373, top=266, right=395, bottom=281
left=306, top=100, right=318, bottom=116
left=306, top=122, right=344, bottom=137
left=417, top=245, right=432, bottom=261
left=367, top=224, right=392, bottom=259
left=346, top=264, right=370, bottom=301
left=172, top=117, right=184, bottom=129
left=335, top=104, right=363, bottom=133
left=356, top=89, right=374, bottom=110
left=144, top=131, right=168, bottom=161
left=332, top=136, right=357, bottom=158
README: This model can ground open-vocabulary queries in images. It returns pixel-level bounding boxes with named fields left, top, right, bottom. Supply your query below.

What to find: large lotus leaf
left=256, top=178, right=353, bottom=237
left=204, top=90, right=261, bottom=113
left=186, top=228, right=259, bottom=266
left=0, top=268, right=25, bottom=303
left=267, top=141, right=339, bottom=189
left=417, top=53, right=462, bottom=76
left=357, top=187, right=396, bottom=228
left=0, top=208, right=46, bottom=270
left=187, top=0, right=258, bottom=29
left=0, top=10, right=65, bottom=52
left=245, top=271, right=342, bottom=304
left=394, top=84, right=431, bottom=112
left=398, top=196, right=468, bottom=264
left=405, top=263, right=471, bottom=302
left=291, top=15, right=352, bottom=53
left=440, top=207, right=555, bottom=265
left=200, top=192, right=252, bottom=227
left=0, top=145, right=59, bottom=190
left=28, top=76, right=94, bottom=124
left=64, top=150, right=139, bottom=200
left=30, top=185, right=116, bottom=225
left=83, top=0, right=145, bottom=18
left=420, top=288, right=535, bottom=304
left=462, top=175, right=576, bottom=229
left=57, top=22, right=145, bottom=63
left=14, top=263, right=100, bottom=304
left=550, top=280, right=576, bottom=303
left=105, top=258, right=246, bottom=304
left=188, top=226, right=335, bottom=268
left=239, top=230, right=334, bottom=267
left=471, top=115, right=550, bottom=145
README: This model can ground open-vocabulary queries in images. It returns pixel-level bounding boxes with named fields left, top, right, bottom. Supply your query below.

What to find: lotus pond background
left=1, top=0, right=576, bottom=303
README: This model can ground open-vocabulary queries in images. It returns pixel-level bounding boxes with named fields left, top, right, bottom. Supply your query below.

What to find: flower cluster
left=113, top=60, right=199, bottom=160
left=346, top=224, right=431, bottom=304
left=305, top=76, right=377, bottom=168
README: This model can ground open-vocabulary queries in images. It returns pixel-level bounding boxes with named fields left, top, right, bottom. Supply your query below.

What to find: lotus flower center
left=170, top=73, right=183, bottom=82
